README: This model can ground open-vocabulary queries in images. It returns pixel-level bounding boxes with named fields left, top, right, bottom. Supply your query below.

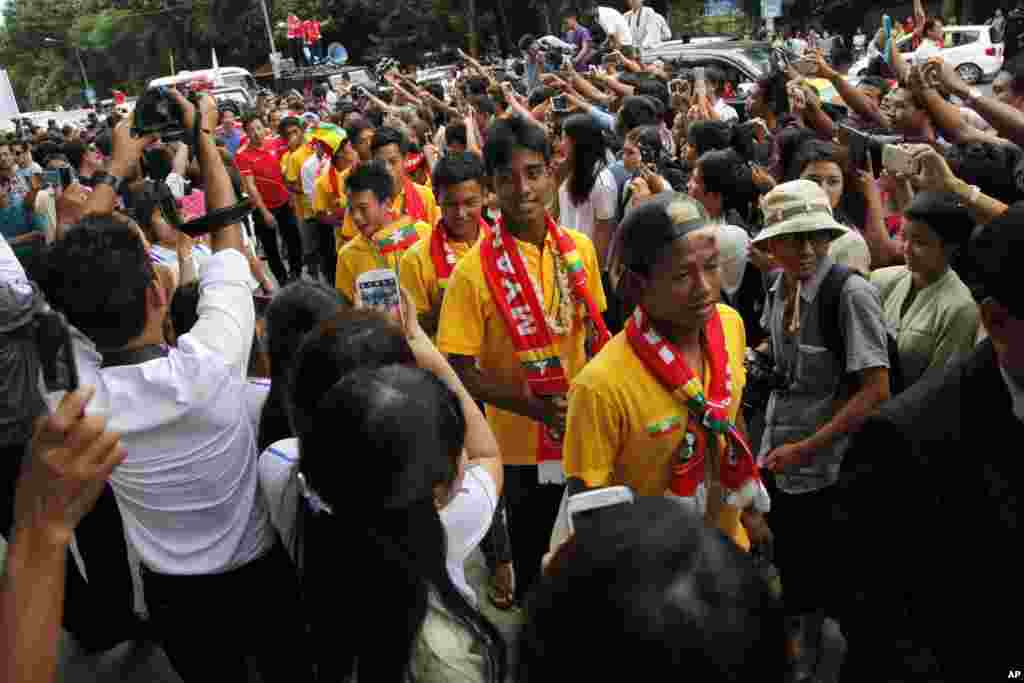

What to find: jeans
left=142, top=541, right=311, bottom=683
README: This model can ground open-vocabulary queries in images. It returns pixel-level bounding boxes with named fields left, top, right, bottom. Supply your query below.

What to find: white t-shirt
left=63, top=249, right=276, bottom=575
left=440, top=465, right=498, bottom=605
left=558, top=167, right=617, bottom=241
left=597, top=6, right=634, bottom=46
left=915, top=38, right=942, bottom=60
left=624, top=6, right=671, bottom=48
left=713, top=97, right=739, bottom=123
left=259, top=437, right=497, bottom=605
left=302, top=154, right=328, bottom=199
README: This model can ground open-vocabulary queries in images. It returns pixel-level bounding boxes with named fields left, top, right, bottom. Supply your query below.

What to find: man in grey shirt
left=753, top=180, right=891, bottom=682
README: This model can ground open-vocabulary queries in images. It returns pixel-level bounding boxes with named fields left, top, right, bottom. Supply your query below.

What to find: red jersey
left=302, top=20, right=315, bottom=45
left=235, top=139, right=291, bottom=209
left=287, top=15, right=301, bottom=39
left=309, top=20, right=321, bottom=42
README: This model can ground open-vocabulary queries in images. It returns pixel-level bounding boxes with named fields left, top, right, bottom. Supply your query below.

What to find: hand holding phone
left=355, top=268, right=404, bottom=325
left=694, top=66, right=707, bottom=99
left=882, top=144, right=920, bottom=176
left=567, top=486, right=634, bottom=534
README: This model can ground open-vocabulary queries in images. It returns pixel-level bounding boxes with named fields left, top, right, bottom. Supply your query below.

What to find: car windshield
left=735, top=47, right=774, bottom=78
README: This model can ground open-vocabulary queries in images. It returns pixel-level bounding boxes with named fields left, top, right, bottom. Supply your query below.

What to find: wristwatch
left=91, top=171, right=124, bottom=193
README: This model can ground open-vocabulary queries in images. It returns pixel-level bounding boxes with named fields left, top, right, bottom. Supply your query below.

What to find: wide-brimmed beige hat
left=752, top=179, right=848, bottom=244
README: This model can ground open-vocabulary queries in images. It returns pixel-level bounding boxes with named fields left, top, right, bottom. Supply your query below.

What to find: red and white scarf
left=480, top=214, right=609, bottom=482
left=430, top=218, right=488, bottom=292
left=626, top=306, right=761, bottom=512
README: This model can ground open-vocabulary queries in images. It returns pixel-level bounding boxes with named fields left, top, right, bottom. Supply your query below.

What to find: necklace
left=524, top=239, right=576, bottom=336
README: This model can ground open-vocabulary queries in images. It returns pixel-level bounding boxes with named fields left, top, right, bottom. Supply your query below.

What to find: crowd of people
left=1, top=2, right=1022, bottom=682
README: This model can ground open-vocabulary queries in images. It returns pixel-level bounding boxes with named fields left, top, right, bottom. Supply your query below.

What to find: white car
left=850, top=25, right=1004, bottom=84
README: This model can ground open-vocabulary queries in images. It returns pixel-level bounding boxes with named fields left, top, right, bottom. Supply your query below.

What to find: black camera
left=838, top=124, right=900, bottom=177
left=132, top=87, right=189, bottom=142
left=743, top=348, right=789, bottom=415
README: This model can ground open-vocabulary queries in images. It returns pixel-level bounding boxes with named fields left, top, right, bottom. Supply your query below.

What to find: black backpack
left=817, top=263, right=905, bottom=397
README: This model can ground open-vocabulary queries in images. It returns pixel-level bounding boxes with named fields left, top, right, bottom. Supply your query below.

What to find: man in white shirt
left=43, top=92, right=309, bottom=682
left=623, top=0, right=672, bottom=52
left=588, top=6, right=635, bottom=55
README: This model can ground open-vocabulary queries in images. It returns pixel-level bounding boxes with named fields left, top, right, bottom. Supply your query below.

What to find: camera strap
left=101, top=344, right=169, bottom=369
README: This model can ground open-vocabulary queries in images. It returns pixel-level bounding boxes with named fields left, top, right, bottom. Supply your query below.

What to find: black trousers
left=768, top=482, right=844, bottom=615
left=289, top=37, right=306, bottom=66
left=0, top=444, right=141, bottom=652
left=309, top=219, right=337, bottom=285
left=503, top=465, right=563, bottom=603
left=253, top=203, right=304, bottom=285
left=480, top=493, right=513, bottom=567
left=142, top=541, right=311, bottom=683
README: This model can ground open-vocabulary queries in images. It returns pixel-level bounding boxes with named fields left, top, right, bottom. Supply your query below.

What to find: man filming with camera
left=43, top=91, right=309, bottom=683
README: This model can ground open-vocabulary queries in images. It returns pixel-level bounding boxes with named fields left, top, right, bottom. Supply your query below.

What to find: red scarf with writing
left=626, top=306, right=760, bottom=499
left=430, top=218, right=488, bottom=291
left=480, top=214, right=610, bottom=471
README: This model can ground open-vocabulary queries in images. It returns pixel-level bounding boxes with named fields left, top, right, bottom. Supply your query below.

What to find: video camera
left=838, top=124, right=902, bottom=177
left=129, top=85, right=254, bottom=236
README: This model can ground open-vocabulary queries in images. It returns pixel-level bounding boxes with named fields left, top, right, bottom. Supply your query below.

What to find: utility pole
left=260, top=0, right=277, bottom=55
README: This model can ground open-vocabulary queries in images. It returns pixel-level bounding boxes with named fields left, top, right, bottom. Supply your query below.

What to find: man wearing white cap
left=753, top=179, right=891, bottom=682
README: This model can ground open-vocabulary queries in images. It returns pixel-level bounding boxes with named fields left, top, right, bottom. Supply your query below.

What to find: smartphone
left=882, top=144, right=919, bottom=176
left=551, top=94, right=569, bottom=112
left=355, top=268, right=404, bottom=324
left=694, top=66, right=707, bottom=98
left=567, top=486, right=635, bottom=534
left=638, top=142, right=658, bottom=166
left=841, top=124, right=869, bottom=172
left=36, top=310, right=79, bottom=395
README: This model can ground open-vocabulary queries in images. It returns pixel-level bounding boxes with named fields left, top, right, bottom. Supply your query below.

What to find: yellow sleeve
left=335, top=243, right=358, bottom=303
left=564, top=377, right=621, bottom=487
left=719, top=305, right=748, bottom=410
left=577, top=232, right=607, bottom=313
left=436, top=256, right=486, bottom=358
left=399, top=243, right=433, bottom=316
left=417, top=184, right=442, bottom=228
left=414, top=221, right=432, bottom=241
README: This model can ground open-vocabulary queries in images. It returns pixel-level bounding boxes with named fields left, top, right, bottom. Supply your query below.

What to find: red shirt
left=287, top=15, right=301, bottom=39
left=302, top=20, right=315, bottom=45
left=235, top=140, right=290, bottom=209
left=264, top=134, right=288, bottom=159
left=310, top=20, right=321, bottom=41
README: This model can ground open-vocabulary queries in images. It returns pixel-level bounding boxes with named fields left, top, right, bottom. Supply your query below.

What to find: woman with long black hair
left=261, top=300, right=507, bottom=682
left=256, top=281, right=344, bottom=452
left=557, top=113, right=618, bottom=265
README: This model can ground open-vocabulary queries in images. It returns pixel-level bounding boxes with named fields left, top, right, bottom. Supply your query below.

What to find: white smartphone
left=882, top=144, right=919, bottom=176
left=566, top=486, right=635, bottom=534
left=355, top=268, right=404, bottom=324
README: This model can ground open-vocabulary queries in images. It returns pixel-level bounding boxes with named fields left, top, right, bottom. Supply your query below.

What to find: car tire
left=956, top=63, right=984, bottom=84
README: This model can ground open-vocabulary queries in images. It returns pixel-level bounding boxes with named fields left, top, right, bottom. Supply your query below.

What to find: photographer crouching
left=42, top=91, right=311, bottom=682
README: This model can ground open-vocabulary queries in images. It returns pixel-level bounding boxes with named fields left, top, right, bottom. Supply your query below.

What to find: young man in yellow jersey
left=400, top=151, right=488, bottom=337
left=563, top=193, right=770, bottom=552
left=437, top=116, right=608, bottom=603
left=280, top=116, right=315, bottom=279
left=312, top=131, right=358, bottom=284
left=335, top=160, right=431, bottom=306
left=336, top=127, right=441, bottom=245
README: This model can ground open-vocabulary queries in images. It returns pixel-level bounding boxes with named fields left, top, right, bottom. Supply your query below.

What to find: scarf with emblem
left=626, top=306, right=760, bottom=520
left=430, top=218, right=488, bottom=292
left=480, top=214, right=610, bottom=479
